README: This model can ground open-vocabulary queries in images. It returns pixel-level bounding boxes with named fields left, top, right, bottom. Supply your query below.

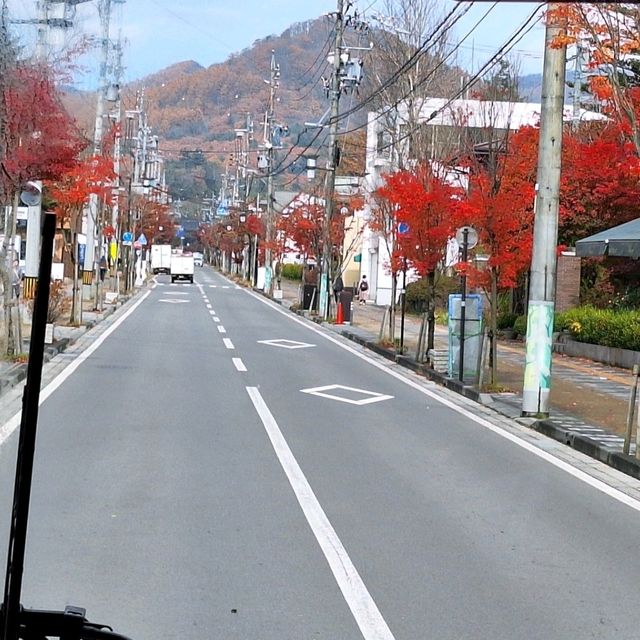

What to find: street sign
left=137, top=233, right=148, bottom=245
left=398, top=222, right=410, bottom=234
left=122, top=231, right=133, bottom=246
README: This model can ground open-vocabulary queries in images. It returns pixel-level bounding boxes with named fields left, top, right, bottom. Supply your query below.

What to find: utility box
left=448, top=294, right=483, bottom=381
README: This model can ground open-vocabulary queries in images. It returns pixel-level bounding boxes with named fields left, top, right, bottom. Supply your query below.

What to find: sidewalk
left=279, top=278, right=640, bottom=479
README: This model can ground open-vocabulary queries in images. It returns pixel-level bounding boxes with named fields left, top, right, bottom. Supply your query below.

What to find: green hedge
left=561, top=306, right=640, bottom=351
left=281, top=263, right=304, bottom=280
left=513, top=311, right=569, bottom=338
left=512, top=307, right=640, bottom=351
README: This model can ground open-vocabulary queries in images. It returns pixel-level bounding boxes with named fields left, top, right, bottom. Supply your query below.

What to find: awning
left=575, top=217, right=640, bottom=258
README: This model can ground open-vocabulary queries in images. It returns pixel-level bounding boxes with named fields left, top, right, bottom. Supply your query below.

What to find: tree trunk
left=70, top=229, right=82, bottom=326
left=426, top=271, right=436, bottom=352
left=389, top=271, right=397, bottom=343
left=490, top=267, right=498, bottom=386
left=2, top=193, right=19, bottom=356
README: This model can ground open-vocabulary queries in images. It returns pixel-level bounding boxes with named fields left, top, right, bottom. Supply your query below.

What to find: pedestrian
left=303, top=264, right=316, bottom=285
left=11, top=260, right=21, bottom=299
left=99, top=255, right=108, bottom=283
left=357, top=275, right=368, bottom=304
left=332, top=273, right=344, bottom=303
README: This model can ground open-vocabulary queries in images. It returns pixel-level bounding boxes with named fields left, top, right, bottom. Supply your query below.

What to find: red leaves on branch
left=375, top=164, right=461, bottom=277
left=3, top=64, right=86, bottom=196
left=49, top=155, right=115, bottom=224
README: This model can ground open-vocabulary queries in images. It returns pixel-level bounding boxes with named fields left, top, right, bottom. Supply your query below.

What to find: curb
left=339, top=326, right=640, bottom=480
left=0, top=298, right=125, bottom=399
left=233, top=280, right=640, bottom=481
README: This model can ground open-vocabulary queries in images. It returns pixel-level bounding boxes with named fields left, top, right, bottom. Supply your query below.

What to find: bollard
left=624, top=364, right=640, bottom=455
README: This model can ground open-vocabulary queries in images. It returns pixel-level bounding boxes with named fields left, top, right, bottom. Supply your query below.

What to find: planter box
left=554, top=335, right=640, bottom=370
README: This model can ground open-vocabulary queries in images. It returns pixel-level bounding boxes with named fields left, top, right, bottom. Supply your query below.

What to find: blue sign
left=176, top=226, right=185, bottom=239
left=122, top=231, right=133, bottom=245
left=398, top=222, right=410, bottom=234
left=216, top=205, right=229, bottom=217
left=137, top=233, right=148, bottom=245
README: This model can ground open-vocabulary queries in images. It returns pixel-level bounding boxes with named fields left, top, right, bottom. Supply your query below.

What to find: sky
left=7, top=0, right=547, bottom=90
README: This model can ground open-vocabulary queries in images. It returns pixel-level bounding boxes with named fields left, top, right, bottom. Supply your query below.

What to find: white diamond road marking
left=223, top=338, right=235, bottom=350
left=213, top=317, right=220, bottom=322
left=217, top=325, right=226, bottom=333
left=258, top=339, right=316, bottom=350
left=158, top=299, right=190, bottom=304
left=301, top=384, right=394, bottom=406
left=208, top=310, right=216, bottom=315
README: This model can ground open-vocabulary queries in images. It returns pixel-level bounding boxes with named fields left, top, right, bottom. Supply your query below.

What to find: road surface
left=1, top=266, right=640, bottom=639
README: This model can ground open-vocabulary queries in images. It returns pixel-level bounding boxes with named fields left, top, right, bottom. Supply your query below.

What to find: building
left=362, top=97, right=607, bottom=306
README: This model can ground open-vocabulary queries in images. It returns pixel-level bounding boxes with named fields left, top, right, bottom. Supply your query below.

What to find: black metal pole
left=458, top=228, right=468, bottom=383
left=399, top=258, right=407, bottom=354
left=2, top=212, right=56, bottom=640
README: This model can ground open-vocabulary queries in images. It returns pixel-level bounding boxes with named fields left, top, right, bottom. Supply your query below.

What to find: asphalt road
left=1, top=266, right=640, bottom=639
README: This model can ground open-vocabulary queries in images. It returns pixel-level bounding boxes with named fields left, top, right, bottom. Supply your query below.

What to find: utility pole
left=85, top=0, right=112, bottom=304
left=263, top=51, right=280, bottom=295
left=522, top=4, right=567, bottom=417
left=320, top=0, right=345, bottom=320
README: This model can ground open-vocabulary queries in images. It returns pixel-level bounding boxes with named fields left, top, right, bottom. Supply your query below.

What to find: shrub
left=561, top=306, right=640, bottom=351
left=281, top=263, right=303, bottom=280
left=496, top=312, right=518, bottom=330
left=513, top=314, right=527, bottom=337
left=28, top=280, right=70, bottom=324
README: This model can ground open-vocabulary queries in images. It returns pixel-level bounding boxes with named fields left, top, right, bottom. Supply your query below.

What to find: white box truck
left=151, top=244, right=172, bottom=275
left=170, top=253, right=195, bottom=283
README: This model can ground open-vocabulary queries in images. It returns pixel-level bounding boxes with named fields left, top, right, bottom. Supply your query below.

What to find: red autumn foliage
left=374, top=164, right=462, bottom=277
left=457, top=126, right=538, bottom=289
left=2, top=63, right=86, bottom=197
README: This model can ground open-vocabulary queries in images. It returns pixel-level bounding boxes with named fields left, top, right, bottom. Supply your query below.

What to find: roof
left=575, top=218, right=640, bottom=258
left=396, top=98, right=607, bottom=130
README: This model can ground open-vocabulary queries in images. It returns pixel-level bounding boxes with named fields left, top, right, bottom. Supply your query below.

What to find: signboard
left=354, top=253, right=362, bottom=263
left=137, top=233, right=148, bottom=246
left=398, top=222, right=410, bottom=234
left=122, top=231, right=133, bottom=246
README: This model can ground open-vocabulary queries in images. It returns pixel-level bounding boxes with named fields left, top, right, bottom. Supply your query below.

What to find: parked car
left=193, top=252, right=204, bottom=267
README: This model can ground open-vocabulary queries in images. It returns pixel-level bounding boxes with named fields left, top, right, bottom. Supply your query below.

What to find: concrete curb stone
left=228, top=276, right=640, bottom=481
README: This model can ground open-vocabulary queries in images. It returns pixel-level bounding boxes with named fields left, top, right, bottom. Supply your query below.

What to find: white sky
left=7, top=0, right=546, bottom=89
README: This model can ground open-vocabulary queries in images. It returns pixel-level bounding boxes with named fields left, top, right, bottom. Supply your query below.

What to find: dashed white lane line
left=232, top=358, right=247, bottom=372
left=206, top=304, right=212, bottom=309
left=223, top=338, right=235, bottom=350
left=217, top=325, right=226, bottom=334
left=208, top=309, right=216, bottom=315
left=247, top=387, right=395, bottom=640
left=213, top=317, right=220, bottom=323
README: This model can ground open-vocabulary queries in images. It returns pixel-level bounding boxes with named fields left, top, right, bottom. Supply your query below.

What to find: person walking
left=332, top=273, right=344, bottom=303
left=357, top=275, right=368, bottom=304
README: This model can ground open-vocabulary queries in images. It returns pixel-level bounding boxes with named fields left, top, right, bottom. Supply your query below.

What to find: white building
left=362, top=97, right=607, bottom=306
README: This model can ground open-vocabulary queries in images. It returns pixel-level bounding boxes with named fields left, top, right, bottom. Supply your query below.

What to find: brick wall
left=555, top=254, right=581, bottom=312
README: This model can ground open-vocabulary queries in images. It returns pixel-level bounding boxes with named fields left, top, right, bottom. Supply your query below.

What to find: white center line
left=232, top=358, right=247, bottom=372
left=213, top=317, right=220, bottom=323
left=246, top=387, right=395, bottom=640
left=206, top=304, right=212, bottom=309
left=223, top=338, right=235, bottom=350
left=217, top=325, right=226, bottom=333
left=208, top=309, right=216, bottom=315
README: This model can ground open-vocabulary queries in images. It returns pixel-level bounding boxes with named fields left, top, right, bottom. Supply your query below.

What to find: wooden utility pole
left=522, top=4, right=567, bottom=417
